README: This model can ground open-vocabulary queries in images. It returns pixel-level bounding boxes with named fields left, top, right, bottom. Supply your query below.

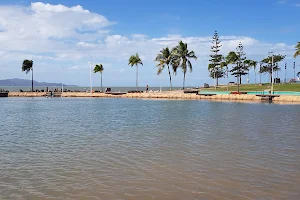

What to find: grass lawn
left=202, top=83, right=300, bottom=92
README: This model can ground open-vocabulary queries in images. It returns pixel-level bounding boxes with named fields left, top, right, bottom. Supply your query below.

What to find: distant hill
left=0, top=78, right=77, bottom=87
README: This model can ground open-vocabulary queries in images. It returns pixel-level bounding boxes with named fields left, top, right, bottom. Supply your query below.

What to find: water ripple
left=0, top=98, right=300, bottom=199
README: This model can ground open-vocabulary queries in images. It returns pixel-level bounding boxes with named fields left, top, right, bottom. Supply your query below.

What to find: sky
left=0, top=0, right=299, bottom=87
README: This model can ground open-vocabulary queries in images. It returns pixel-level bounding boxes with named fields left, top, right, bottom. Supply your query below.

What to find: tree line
left=21, top=36, right=300, bottom=92
left=208, top=31, right=290, bottom=92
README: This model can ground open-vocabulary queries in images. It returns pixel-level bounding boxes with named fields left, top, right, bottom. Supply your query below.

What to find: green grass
left=202, top=83, right=300, bottom=92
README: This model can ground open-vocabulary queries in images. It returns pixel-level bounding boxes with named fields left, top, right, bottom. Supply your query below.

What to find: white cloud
left=31, top=2, right=89, bottom=13
left=77, top=42, right=97, bottom=48
left=0, top=2, right=113, bottom=53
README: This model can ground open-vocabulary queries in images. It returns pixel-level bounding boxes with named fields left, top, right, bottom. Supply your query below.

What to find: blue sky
left=0, top=0, right=299, bottom=87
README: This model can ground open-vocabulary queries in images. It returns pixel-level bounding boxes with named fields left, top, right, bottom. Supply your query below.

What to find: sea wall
left=273, top=96, right=300, bottom=102
left=8, top=92, right=47, bottom=97
left=6, top=92, right=300, bottom=103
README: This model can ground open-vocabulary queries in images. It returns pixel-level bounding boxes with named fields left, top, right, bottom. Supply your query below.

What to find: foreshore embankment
left=6, top=91, right=300, bottom=103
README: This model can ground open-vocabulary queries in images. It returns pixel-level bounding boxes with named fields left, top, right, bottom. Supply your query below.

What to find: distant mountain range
left=0, top=78, right=77, bottom=87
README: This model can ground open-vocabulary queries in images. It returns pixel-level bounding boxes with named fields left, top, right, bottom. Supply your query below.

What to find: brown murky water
left=0, top=98, right=300, bottom=199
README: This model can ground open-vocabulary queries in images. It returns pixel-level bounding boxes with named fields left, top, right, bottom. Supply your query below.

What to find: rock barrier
left=6, top=92, right=300, bottom=103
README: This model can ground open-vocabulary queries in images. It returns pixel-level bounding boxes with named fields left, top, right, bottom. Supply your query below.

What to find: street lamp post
left=268, top=52, right=274, bottom=94
left=271, top=56, right=274, bottom=94
left=88, top=62, right=92, bottom=94
left=61, top=66, right=63, bottom=94
left=294, top=62, right=296, bottom=81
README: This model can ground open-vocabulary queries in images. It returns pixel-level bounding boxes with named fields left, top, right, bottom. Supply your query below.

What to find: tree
left=251, top=60, right=258, bottom=85
left=94, top=64, right=104, bottom=92
left=260, top=54, right=285, bottom=83
left=208, top=31, right=224, bottom=88
left=244, top=60, right=258, bottom=84
left=22, top=59, right=34, bottom=92
left=229, top=42, right=248, bottom=86
left=172, top=41, right=197, bottom=89
left=208, top=64, right=225, bottom=86
left=294, top=42, right=300, bottom=58
left=128, top=53, right=143, bottom=91
left=259, top=61, right=264, bottom=84
left=297, top=71, right=300, bottom=79
left=220, top=60, right=229, bottom=90
left=155, top=47, right=173, bottom=90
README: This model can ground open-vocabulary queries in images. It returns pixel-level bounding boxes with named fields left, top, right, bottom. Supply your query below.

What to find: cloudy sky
left=0, top=0, right=299, bottom=87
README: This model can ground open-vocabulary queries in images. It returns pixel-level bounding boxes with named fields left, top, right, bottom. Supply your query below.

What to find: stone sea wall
left=6, top=92, right=300, bottom=103
left=8, top=92, right=47, bottom=97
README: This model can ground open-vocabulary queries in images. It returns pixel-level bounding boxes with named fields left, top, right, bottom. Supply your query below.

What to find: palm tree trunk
left=260, top=73, right=262, bottom=84
left=167, top=65, right=172, bottom=90
left=101, top=73, right=103, bottom=92
left=214, top=71, right=216, bottom=90
left=254, top=71, right=257, bottom=85
left=183, top=72, right=186, bottom=89
left=226, top=67, right=229, bottom=91
left=31, top=68, right=33, bottom=92
left=136, top=65, right=138, bottom=91
left=216, top=77, right=219, bottom=86
left=237, top=76, right=240, bottom=93
left=248, top=71, right=250, bottom=84
left=239, top=76, right=242, bottom=85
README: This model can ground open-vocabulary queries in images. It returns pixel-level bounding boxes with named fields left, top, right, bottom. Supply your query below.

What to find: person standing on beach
left=146, top=84, right=149, bottom=92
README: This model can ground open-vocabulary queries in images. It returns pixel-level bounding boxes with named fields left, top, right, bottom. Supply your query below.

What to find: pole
left=259, top=63, right=262, bottom=84
left=227, top=66, right=229, bottom=91
left=214, top=70, right=216, bottom=90
left=285, top=63, right=287, bottom=83
left=271, top=55, right=274, bottom=94
left=294, top=62, right=296, bottom=80
left=89, top=62, right=92, bottom=94
left=31, top=56, right=33, bottom=92
left=61, top=66, right=63, bottom=93
left=136, top=65, right=138, bottom=91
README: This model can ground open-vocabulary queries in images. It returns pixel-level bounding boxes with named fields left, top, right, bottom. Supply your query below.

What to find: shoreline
left=6, top=91, right=300, bottom=104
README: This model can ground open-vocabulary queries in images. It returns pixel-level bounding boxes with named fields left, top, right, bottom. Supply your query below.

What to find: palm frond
left=94, top=64, right=104, bottom=73
left=294, top=42, right=300, bottom=58
left=22, top=59, right=33, bottom=74
left=128, top=53, right=143, bottom=67
left=187, top=60, right=192, bottom=72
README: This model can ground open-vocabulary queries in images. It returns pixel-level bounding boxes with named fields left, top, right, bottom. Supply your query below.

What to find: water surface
left=0, top=98, right=300, bottom=199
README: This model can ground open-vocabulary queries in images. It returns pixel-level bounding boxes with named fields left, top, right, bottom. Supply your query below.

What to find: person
left=146, top=84, right=149, bottom=92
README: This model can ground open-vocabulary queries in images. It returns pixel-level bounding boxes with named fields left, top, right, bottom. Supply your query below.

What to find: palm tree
left=259, top=62, right=263, bottom=84
left=220, top=61, right=229, bottom=90
left=128, top=53, right=143, bottom=91
left=251, top=60, right=258, bottom=85
left=244, top=60, right=258, bottom=84
left=155, top=47, right=173, bottom=90
left=260, top=54, right=285, bottom=84
left=172, top=41, right=197, bottom=89
left=244, top=60, right=251, bottom=84
left=294, top=42, right=300, bottom=58
left=22, top=59, right=33, bottom=92
left=225, top=51, right=240, bottom=91
left=94, top=64, right=104, bottom=92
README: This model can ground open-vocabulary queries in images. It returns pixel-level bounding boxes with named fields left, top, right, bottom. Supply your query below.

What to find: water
left=200, top=91, right=300, bottom=96
left=247, top=91, right=300, bottom=96
left=0, top=98, right=300, bottom=200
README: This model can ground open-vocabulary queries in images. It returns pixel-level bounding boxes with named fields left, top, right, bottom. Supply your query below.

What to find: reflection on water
left=0, top=98, right=300, bottom=200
